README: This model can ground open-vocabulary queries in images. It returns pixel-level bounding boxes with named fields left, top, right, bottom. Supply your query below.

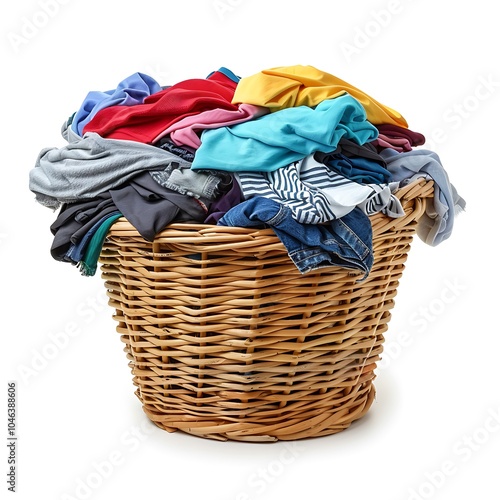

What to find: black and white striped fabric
left=237, top=154, right=405, bottom=225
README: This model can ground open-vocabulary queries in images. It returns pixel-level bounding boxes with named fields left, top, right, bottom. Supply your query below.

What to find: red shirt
left=83, top=70, right=238, bottom=143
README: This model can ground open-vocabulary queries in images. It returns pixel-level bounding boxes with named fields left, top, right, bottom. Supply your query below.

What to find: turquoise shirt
left=191, top=94, right=378, bottom=173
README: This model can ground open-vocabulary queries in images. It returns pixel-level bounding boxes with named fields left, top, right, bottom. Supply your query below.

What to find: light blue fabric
left=191, top=94, right=379, bottom=173
left=380, top=148, right=466, bottom=246
left=29, top=132, right=192, bottom=209
left=71, top=72, right=162, bottom=136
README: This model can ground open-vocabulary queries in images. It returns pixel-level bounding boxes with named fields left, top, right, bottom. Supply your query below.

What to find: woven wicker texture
left=99, top=179, right=434, bottom=441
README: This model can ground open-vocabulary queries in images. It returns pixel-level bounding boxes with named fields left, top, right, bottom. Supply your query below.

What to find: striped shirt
left=237, top=154, right=405, bottom=225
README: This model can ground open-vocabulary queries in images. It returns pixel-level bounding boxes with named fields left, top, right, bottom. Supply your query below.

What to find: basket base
left=137, top=382, right=376, bottom=442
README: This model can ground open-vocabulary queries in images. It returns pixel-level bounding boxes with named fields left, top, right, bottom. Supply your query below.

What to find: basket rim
left=105, top=179, right=434, bottom=239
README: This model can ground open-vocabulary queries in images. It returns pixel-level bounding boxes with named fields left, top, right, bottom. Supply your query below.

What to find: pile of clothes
left=28, top=65, right=465, bottom=279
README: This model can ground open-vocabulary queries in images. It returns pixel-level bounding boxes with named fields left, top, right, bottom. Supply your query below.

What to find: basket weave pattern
left=99, top=180, right=433, bottom=441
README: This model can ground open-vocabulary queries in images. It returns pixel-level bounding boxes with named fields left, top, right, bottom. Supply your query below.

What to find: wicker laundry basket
left=99, top=179, right=434, bottom=442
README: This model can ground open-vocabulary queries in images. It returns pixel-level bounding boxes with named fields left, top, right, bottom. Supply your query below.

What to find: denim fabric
left=218, top=197, right=373, bottom=280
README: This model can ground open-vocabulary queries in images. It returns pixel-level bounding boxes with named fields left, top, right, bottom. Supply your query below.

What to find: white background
left=2, top=1, right=499, bottom=499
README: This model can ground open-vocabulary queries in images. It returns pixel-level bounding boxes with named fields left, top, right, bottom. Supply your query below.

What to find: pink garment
left=153, top=103, right=269, bottom=149
left=372, top=133, right=413, bottom=152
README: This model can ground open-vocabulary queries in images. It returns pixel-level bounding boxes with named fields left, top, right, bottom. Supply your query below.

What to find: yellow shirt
left=232, top=65, right=408, bottom=128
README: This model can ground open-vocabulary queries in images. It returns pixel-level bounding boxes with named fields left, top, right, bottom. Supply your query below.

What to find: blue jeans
left=218, top=197, right=373, bottom=280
